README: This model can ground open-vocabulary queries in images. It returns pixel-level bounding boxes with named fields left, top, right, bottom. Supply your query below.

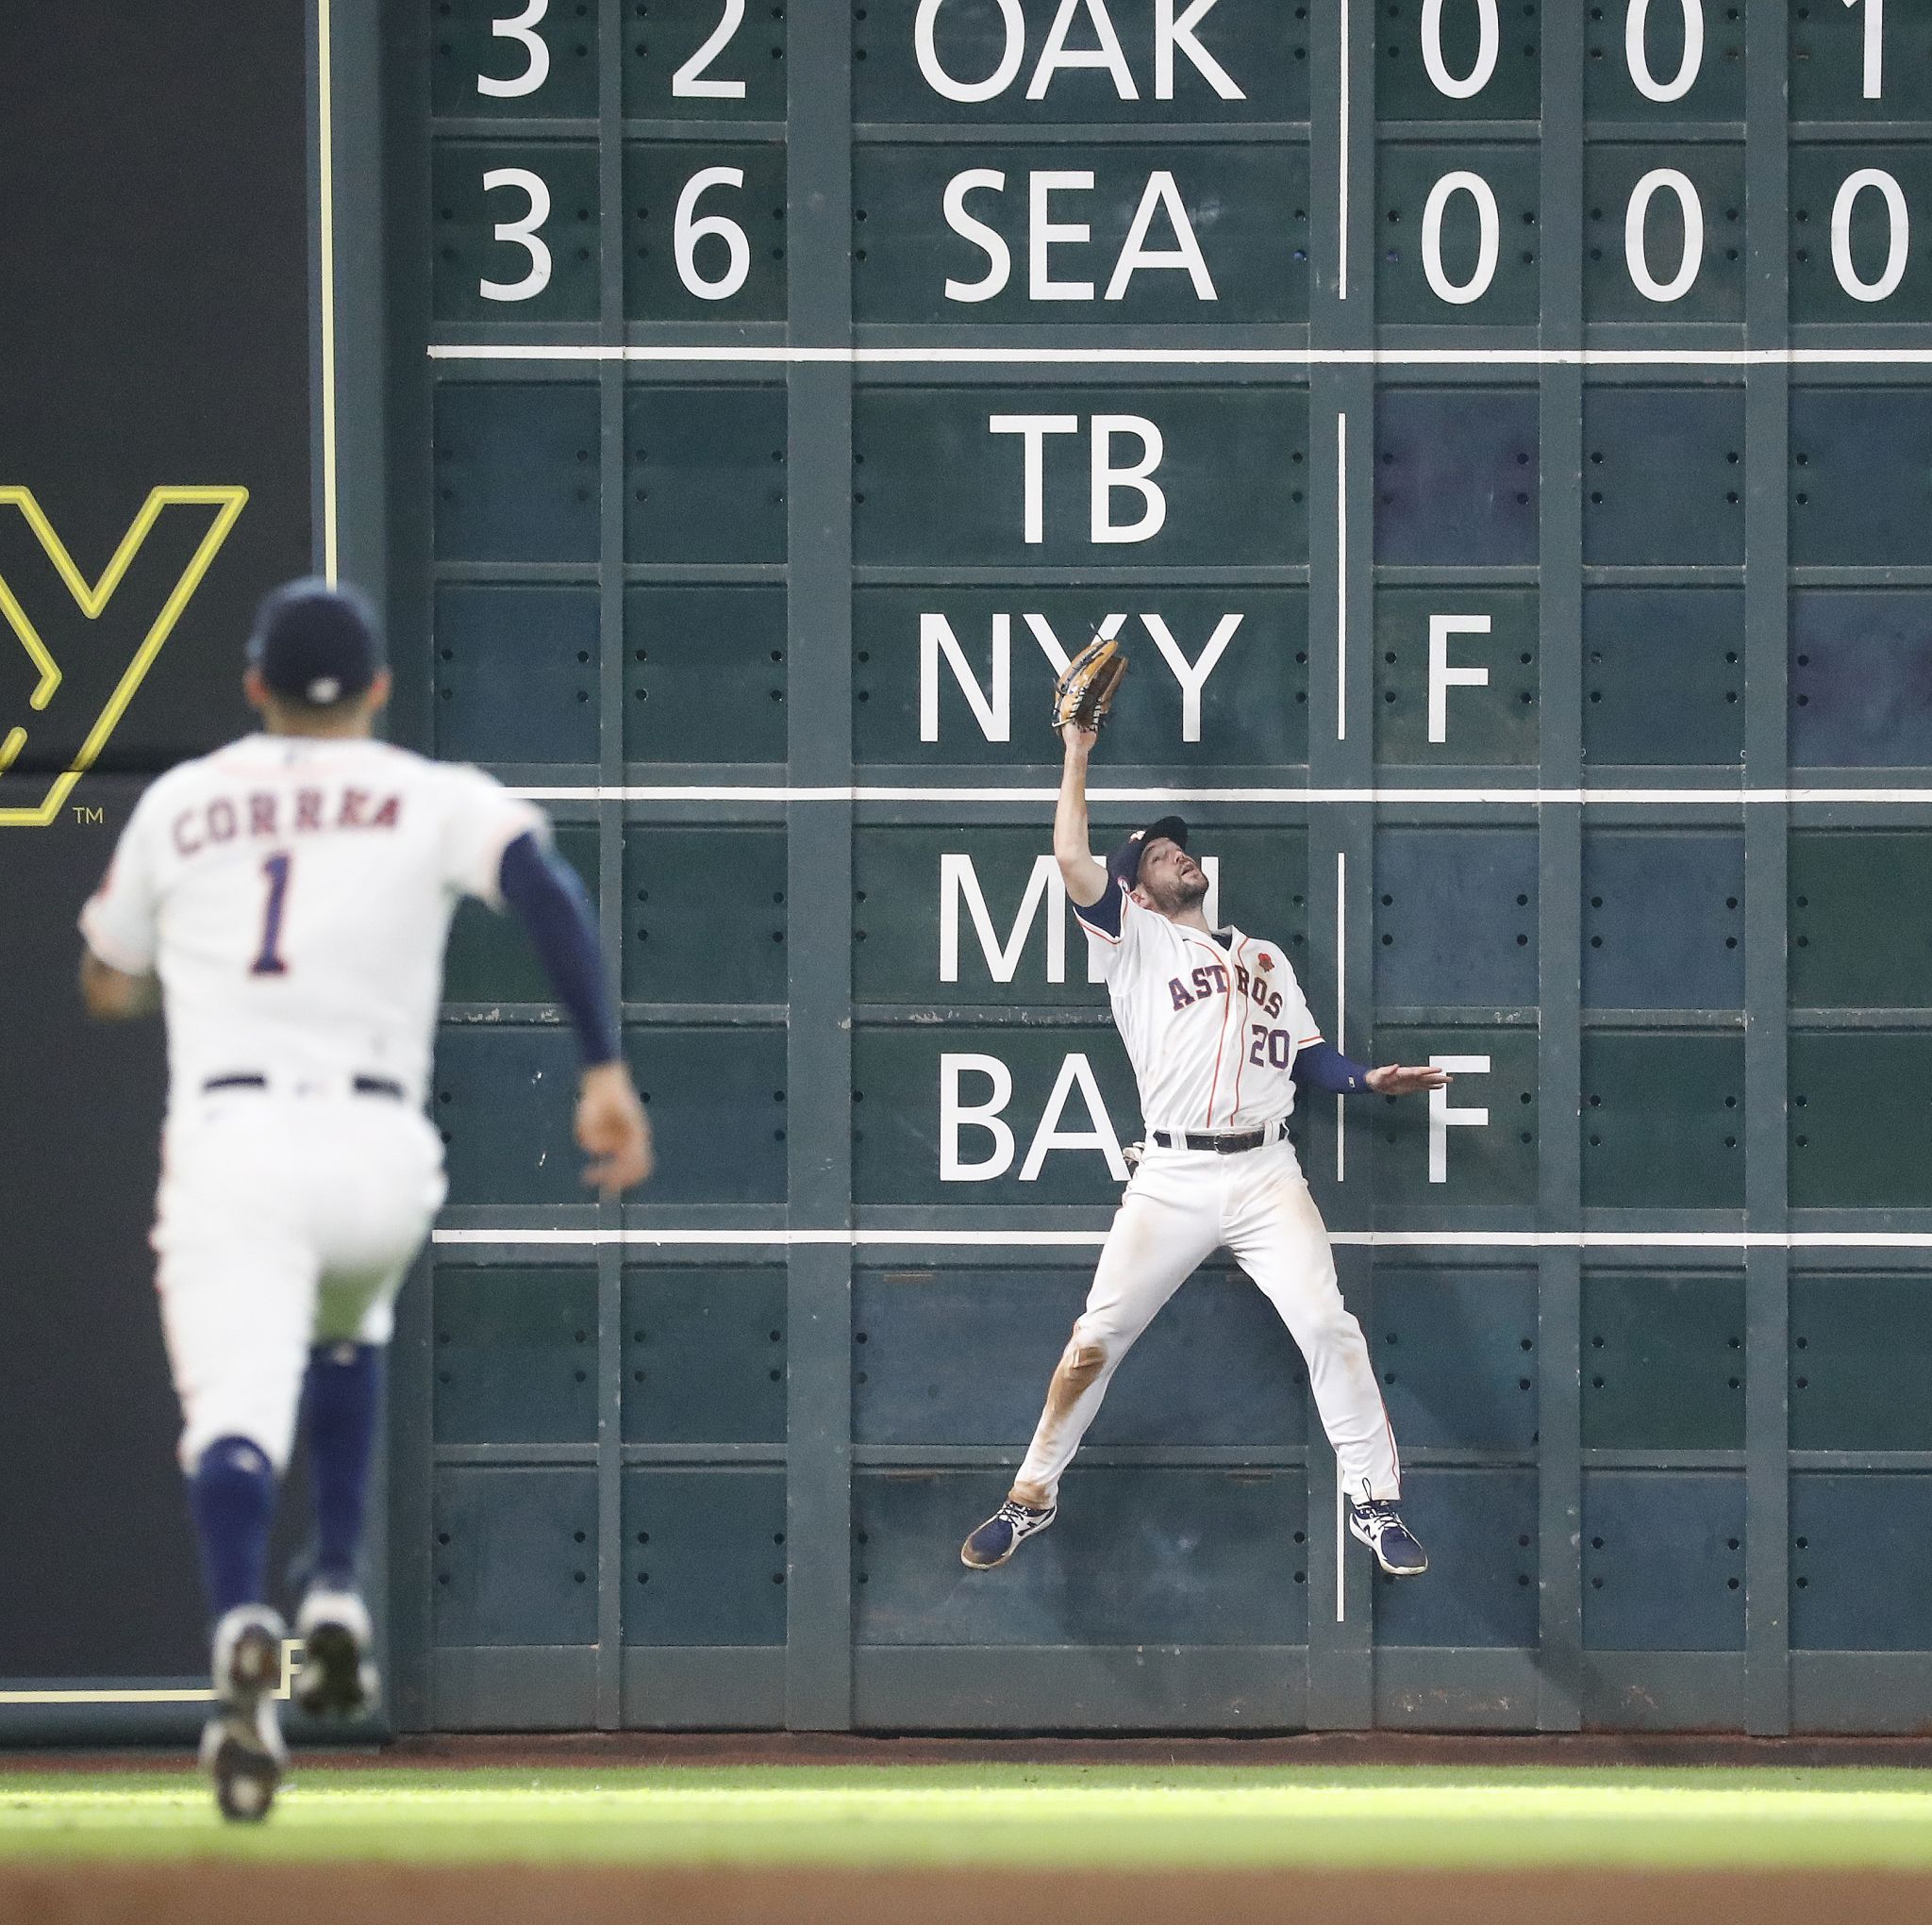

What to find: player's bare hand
left=1061, top=721, right=1098, bottom=756
left=1365, top=1063, right=1451, bottom=1097
left=576, top=1061, right=653, bottom=1196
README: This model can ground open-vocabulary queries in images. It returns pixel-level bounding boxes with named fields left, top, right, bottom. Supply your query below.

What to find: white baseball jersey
left=1074, top=879, right=1322, bottom=1135
left=80, top=733, right=543, bottom=1112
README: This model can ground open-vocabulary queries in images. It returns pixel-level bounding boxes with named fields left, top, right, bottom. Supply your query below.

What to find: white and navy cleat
left=293, top=1587, right=379, bottom=1720
left=1347, top=1496, right=1429, bottom=1577
left=960, top=1498, right=1058, bottom=1570
left=201, top=1604, right=288, bottom=1822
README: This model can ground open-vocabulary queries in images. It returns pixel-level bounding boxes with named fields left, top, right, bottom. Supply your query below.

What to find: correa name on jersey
left=169, top=785, right=406, bottom=855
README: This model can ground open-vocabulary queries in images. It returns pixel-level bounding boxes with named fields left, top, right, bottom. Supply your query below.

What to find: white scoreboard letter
left=1027, top=0, right=1139, bottom=99
left=941, top=1054, right=1017, bottom=1180
left=1104, top=173, right=1217, bottom=302
left=1141, top=611, right=1241, bottom=742
left=1428, top=614, right=1491, bottom=744
left=1155, top=0, right=1244, bottom=99
left=1019, top=1054, right=1128, bottom=1182
left=989, top=414, right=1080, bottom=543
left=920, top=612, right=1011, bottom=742
left=942, top=169, right=1011, bottom=302
left=1090, top=415, right=1167, bottom=543
left=914, top=0, right=1025, bottom=101
left=1029, top=172, right=1097, bottom=300
left=941, top=853, right=1067, bottom=984
left=1428, top=1055, right=1491, bottom=1184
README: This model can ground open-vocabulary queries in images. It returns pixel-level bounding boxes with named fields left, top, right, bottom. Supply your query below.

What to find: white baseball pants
left=1009, top=1136, right=1399, bottom=1509
left=153, top=1089, right=446, bottom=1473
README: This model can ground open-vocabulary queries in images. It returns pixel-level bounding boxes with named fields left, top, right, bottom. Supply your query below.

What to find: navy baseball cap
left=246, top=579, right=384, bottom=707
left=1106, top=815, right=1190, bottom=894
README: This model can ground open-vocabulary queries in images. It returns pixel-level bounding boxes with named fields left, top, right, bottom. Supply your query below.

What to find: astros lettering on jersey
left=1074, top=876, right=1324, bottom=1136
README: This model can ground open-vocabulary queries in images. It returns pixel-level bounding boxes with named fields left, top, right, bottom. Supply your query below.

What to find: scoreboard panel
left=396, top=0, right=1932, bottom=1736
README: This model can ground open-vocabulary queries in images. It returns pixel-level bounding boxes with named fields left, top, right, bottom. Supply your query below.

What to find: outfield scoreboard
left=401, top=0, right=1932, bottom=1736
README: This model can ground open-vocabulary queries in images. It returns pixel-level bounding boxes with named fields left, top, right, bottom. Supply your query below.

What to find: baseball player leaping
left=79, top=582, right=651, bottom=1822
left=961, top=654, right=1446, bottom=1581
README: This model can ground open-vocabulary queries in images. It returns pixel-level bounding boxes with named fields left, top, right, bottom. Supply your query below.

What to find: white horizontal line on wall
left=431, top=1229, right=1932, bottom=1251
left=0, top=1642, right=304, bottom=1708
left=510, top=786, right=1932, bottom=806
left=428, top=344, right=1932, bottom=368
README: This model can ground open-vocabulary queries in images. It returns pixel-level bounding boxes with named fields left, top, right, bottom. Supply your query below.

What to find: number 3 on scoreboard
left=251, top=853, right=293, bottom=977
left=478, top=0, right=549, bottom=98
left=479, top=167, right=552, bottom=302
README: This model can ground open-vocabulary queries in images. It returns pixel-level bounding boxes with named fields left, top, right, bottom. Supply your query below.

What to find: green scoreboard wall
left=379, top=0, right=1932, bottom=1734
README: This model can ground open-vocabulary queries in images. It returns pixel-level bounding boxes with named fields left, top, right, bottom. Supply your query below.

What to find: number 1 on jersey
left=252, top=853, right=293, bottom=976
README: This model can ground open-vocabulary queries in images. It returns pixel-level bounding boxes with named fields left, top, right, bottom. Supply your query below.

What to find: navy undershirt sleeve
left=1292, top=1040, right=1376, bottom=1096
left=498, top=832, right=622, bottom=1069
left=1071, top=877, right=1125, bottom=940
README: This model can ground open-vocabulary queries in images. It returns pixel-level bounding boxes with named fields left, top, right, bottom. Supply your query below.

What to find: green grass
left=5, top=1765, right=1932, bottom=1869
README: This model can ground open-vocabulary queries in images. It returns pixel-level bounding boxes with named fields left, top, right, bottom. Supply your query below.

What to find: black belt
left=203, top=1073, right=406, bottom=1101
left=1150, top=1119, right=1290, bottom=1155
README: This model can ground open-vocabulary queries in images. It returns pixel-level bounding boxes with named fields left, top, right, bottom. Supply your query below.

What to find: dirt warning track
left=8, top=1863, right=1932, bottom=1925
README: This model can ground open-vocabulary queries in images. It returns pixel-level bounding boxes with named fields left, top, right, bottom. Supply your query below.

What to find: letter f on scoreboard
left=0, top=486, right=249, bottom=827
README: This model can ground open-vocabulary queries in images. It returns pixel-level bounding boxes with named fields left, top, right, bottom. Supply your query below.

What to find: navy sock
left=189, top=1435, right=277, bottom=1618
left=304, top=1342, right=383, bottom=1592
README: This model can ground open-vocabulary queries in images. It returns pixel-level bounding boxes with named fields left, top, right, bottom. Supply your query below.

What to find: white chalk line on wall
left=428, top=344, right=1932, bottom=367
left=431, top=1228, right=1932, bottom=1251
left=505, top=786, right=1932, bottom=805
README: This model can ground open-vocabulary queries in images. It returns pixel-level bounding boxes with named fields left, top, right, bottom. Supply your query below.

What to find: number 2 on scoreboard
left=251, top=852, right=293, bottom=977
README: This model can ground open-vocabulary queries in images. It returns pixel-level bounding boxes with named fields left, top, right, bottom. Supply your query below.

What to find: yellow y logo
left=0, top=486, right=249, bottom=827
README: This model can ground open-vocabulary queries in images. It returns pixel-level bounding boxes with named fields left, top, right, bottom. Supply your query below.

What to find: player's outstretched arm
left=1364, top=1063, right=1452, bottom=1096
left=1294, top=1043, right=1450, bottom=1098
left=498, top=832, right=653, bottom=1196
left=78, top=951, right=158, bottom=1021
left=1054, top=723, right=1109, bottom=909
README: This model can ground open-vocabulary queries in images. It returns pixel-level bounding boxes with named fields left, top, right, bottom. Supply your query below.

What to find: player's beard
left=1142, top=866, right=1210, bottom=917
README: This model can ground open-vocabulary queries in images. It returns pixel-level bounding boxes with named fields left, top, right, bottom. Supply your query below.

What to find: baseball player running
left=961, top=655, right=1445, bottom=1580
left=79, top=581, right=650, bottom=1821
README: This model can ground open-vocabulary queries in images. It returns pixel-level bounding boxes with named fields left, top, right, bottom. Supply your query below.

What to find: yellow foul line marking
left=0, top=1640, right=301, bottom=1706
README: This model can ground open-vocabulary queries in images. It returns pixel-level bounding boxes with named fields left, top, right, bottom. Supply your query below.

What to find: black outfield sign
left=0, top=2, right=311, bottom=1691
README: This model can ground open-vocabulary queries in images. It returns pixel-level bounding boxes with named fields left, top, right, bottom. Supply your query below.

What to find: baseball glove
left=1050, top=634, right=1128, bottom=735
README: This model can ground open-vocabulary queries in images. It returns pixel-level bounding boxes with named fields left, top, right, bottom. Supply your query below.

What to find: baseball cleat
left=960, top=1498, right=1058, bottom=1569
left=293, top=1587, right=379, bottom=1719
left=200, top=1701, right=287, bottom=1822
left=1347, top=1497, right=1428, bottom=1577
left=203, top=1604, right=289, bottom=1822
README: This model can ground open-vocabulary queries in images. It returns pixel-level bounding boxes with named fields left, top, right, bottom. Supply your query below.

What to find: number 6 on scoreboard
left=675, top=167, right=750, bottom=301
